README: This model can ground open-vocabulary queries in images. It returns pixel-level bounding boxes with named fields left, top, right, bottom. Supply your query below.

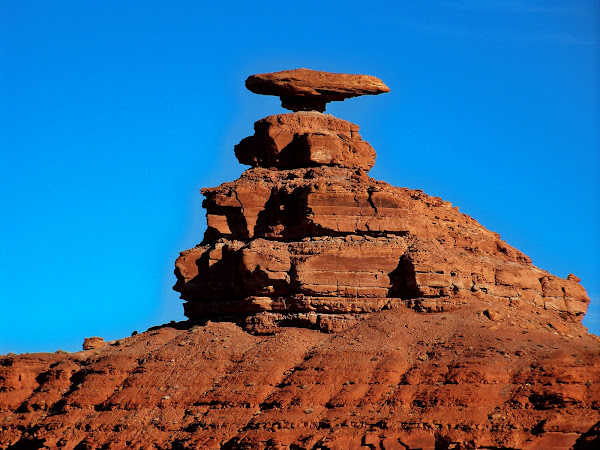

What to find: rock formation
left=1, top=69, right=599, bottom=449
left=81, top=337, right=106, bottom=351
left=245, top=68, right=390, bottom=112
left=174, top=68, right=589, bottom=335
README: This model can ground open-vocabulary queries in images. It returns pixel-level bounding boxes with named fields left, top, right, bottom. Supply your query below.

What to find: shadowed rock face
left=1, top=70, right=598, bottom=449
left=175, top=162, right=589, bottom=332
left=234, top=112, right=376, bottom=171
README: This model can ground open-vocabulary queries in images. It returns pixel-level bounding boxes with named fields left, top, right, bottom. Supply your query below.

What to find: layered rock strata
left=1, top=303, right=599, bottom=449
left=234, top=112, right=376, bottom=170
left=175, top=70, right=589, bottom=333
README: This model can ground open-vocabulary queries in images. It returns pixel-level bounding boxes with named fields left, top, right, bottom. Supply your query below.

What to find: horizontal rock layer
left=175, top=167, right=589, bottom=325
left=235, top=112, right=376, bottom=171
left=246, top=68, right=390, bottom=112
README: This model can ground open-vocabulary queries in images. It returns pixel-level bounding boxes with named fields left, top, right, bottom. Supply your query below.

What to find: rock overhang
left=245, top=68, right=390, bottom=112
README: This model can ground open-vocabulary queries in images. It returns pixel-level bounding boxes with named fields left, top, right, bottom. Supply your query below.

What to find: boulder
left=246, top=68, right=390, bottom=112
left=82, top=337, right=106, bottom=350
left=234, top=112, right=376, bottom=171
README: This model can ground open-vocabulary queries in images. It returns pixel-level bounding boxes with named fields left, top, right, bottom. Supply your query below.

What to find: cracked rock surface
left=1, top=303, right=599, bottom=449
left=175, top=117, right=590, bottom=332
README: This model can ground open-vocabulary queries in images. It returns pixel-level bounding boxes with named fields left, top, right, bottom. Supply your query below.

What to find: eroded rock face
left=173, top=68, right=591, bottom=336
left=1, top=304, right=599, bottom=449
left=246, top=68, right=390, bottom=112
left=234, top=112, right=376, bottom=171
left=175, top=165, right=589, bottom=331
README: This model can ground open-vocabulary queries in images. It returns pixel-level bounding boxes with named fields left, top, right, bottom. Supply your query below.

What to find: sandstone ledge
left=234, top=112, right=376, bottom=171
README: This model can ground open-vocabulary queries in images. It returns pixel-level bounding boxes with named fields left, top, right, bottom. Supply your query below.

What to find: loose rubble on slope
left=1, top=68, right=598, bottom=450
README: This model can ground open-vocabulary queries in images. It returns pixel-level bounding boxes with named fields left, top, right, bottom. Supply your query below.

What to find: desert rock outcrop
left=82, top=337, right=106, bottom=351
left=1, top=69, right=598, bottom=449
left=175, top=69, right=589, bottom=334
left=234, top=113, right=376, bottom=170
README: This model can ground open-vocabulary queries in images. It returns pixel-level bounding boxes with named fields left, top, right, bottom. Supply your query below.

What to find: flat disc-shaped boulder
left=246, top=68, right=390, bottom=112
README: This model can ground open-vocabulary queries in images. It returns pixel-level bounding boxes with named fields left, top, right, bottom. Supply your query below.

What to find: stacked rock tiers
left=234, top=112, right=376, bottom=171
left=174, top=69, right=589, bottom=333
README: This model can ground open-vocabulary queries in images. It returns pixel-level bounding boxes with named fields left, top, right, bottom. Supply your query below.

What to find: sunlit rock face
left=174, top=68, right=589, bottom=333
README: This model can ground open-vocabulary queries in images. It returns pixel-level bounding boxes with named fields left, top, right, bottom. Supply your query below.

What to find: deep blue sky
left=1, top=1, right=598, bottom=353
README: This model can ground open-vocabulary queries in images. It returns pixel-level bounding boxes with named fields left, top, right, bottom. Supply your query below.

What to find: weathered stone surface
left=176, top=166, right=590, bottom=325
left=235, top=112, right=376, bottom=171
left=82, top=337, right=106, bottom=350
left=1, top=304, right=599, bottom=449
left=246, top=68, right=390, bottom=112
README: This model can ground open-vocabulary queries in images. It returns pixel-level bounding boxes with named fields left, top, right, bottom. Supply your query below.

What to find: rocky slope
left=1, top=69, right=598, bottom=449
left=1, top=300, right=599, bottom=449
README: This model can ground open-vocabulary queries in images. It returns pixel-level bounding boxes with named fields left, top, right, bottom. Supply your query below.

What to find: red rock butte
left=175, top=68, right=589, bottom=335
left=1, top=69, right=599, bottom=449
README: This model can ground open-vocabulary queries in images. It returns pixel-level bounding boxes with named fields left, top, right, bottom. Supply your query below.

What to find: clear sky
left=1, top=1, right=598, bottom=353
